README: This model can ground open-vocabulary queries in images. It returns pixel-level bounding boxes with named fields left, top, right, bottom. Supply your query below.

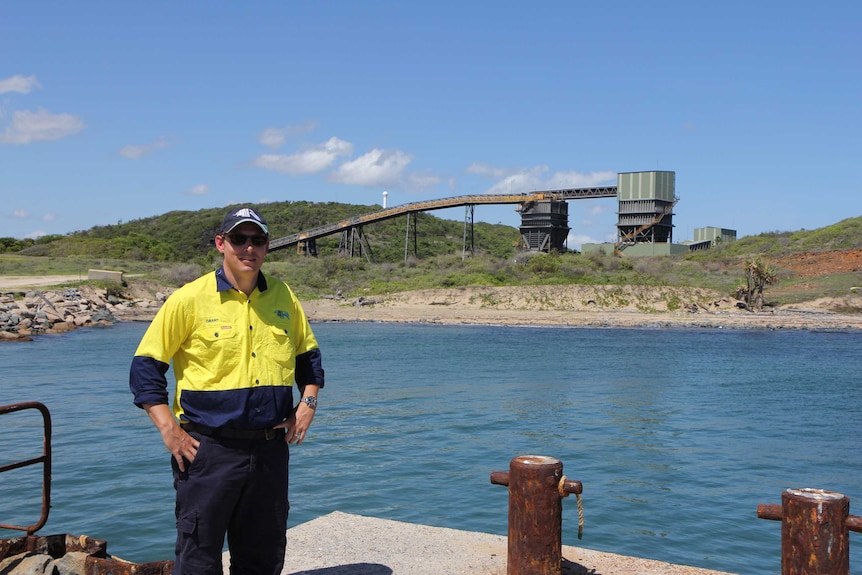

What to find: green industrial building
left=580, top=171, right=734, bottom=256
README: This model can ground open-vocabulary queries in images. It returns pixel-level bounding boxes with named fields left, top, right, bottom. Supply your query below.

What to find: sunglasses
left=224, top=233, right=268, bottom=247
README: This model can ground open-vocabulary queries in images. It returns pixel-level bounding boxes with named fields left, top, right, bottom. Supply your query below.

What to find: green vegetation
left=3, top=201, right=520, bottom=264
left=709, top=216, right=862, bottom=256
left=769, top=272, right=861, bottom=304
left=739, top=256, right=779, bottom=310
left=1, top=204, right=860, bottom=308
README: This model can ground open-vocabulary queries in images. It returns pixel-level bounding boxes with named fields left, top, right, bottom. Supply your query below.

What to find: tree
left=741, top=256, right=778, bottom=310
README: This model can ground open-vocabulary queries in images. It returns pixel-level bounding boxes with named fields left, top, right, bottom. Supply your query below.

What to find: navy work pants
left=171, top=433, right=289, bottom=575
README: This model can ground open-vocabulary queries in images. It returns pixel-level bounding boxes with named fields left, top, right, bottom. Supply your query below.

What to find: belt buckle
left=264, top=428, right=277, bottom=441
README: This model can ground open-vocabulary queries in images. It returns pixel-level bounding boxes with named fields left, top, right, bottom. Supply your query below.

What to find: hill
left=711, top=215, right=862, bottom=256
left=0, top=206, right=860, bottom=308
left=3, top=201, right=520, bottom=263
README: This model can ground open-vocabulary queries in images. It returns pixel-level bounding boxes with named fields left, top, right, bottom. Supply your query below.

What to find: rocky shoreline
left=0, top=286, right=167, bottom=342
left=2, top=282, right=862, bottom=342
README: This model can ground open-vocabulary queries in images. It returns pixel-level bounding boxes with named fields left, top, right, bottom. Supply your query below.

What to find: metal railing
left=0, top=401, right=52, bottom=535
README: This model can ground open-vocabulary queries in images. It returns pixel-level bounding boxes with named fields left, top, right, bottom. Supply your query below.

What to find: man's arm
left=280, top=347, right=324, bottom=445
left=131, top=350, right=198, bottom=470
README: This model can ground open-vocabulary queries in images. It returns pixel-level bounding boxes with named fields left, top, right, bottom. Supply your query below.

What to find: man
left=129, top=206, right=324, bottom=575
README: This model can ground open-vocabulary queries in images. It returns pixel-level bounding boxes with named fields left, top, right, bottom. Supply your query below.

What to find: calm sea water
left=1, top=321, right=861, bottom=574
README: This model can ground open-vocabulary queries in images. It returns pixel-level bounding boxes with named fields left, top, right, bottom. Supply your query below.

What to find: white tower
left=382, top=190, right=388, bottom=208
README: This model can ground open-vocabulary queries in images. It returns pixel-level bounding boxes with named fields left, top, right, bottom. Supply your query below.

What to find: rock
left=0, top=552, right=28, bottom=573
left=47, top=322, right=74, bottom=334
left=52, top=551, right=89, bottom=575
left=1, top=552, right=53, bottom=574
left=0, top=287, right=128, bottom=341
left=91, top=310, right=116, bottom=323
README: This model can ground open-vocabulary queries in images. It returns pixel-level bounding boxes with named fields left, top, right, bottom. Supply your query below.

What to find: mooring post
left=490, top=455, right=582, bottom=575
left=758, top=488, right=862, bottom=575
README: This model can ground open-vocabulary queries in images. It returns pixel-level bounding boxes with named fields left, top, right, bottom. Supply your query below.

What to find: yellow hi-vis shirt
left=130, top=268, right=322, bottom=429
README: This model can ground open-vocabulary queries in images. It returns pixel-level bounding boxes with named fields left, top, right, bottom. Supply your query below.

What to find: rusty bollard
left=490, top=455, right=583, bottom=575
left=758, top=488, right=862, bottom=575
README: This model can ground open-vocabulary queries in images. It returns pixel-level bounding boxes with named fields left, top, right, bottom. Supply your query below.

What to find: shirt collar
left=215, top=266, right=268, bottom=293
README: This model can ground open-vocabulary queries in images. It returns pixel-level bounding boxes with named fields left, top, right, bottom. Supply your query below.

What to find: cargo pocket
left=177, top=510, right=198, bottom=536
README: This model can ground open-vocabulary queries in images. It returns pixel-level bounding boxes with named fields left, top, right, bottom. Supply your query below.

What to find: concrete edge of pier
left=223, top=511, right=738, bottom=575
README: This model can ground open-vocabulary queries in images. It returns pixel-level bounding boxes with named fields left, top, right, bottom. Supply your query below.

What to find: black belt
left=182, top=422, right=284, bottom=441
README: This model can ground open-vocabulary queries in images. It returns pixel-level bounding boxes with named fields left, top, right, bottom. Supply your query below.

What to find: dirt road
left=0, top=275, right=85, bottom=289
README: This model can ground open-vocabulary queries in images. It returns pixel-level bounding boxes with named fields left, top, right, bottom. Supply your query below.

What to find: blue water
left=1, top=321, right=861, bottom=574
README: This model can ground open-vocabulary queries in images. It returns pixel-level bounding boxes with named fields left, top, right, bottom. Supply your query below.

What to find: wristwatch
left=301, top=396, right=318, bottom=409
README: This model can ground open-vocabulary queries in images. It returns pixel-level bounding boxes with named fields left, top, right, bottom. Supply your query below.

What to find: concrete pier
left=223, top=511, right=737, bottom=575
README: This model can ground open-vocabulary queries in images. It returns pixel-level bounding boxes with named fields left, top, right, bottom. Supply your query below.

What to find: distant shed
left=87, top=269, right=125, bottom=284
left=686, top=227, right=737, bottom=251
left=694, top=227, right=736, bottom=245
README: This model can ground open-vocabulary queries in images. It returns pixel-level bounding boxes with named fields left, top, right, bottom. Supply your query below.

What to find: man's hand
left=278, top=388, right=319, bottom=445
left=144, top=404, right=200, bottom=471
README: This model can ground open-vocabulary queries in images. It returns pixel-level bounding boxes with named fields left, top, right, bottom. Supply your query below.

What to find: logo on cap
left=221, top=206, right=269, bottom=234
left=233, top=208, right=263, bottom=222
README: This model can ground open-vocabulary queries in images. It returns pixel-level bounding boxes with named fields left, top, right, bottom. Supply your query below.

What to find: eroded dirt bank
left=301, top=284, right=862, bottom=331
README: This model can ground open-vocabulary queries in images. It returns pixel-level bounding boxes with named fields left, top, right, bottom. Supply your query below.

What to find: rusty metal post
left=86, top=556, right=174, bottom=574
left=0, top=402, right=52, bottom=536
left=491, top=455, right=582, bottom=575
left=758, top=488, right=862, bottom=575
left=0, top=533, right=173, bottom=574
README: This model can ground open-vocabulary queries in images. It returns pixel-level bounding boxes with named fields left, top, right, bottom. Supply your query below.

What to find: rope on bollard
left=559, top=473, right=585, bottom=540
left=576, top=492, right=584, bottom=539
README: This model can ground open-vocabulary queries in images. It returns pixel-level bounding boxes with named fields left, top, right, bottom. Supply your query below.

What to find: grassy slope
left=1, top=207, right=860, bottom=307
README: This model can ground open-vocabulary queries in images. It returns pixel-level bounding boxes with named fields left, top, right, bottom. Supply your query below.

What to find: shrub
left=156, top=263, right=204, bottom=287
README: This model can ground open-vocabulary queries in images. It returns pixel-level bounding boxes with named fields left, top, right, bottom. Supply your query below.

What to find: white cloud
left=331, top=148, right=413, bottom=187
left=470, top=164, right=616, bottom=196
left=119, top=137, right=169, bottom=159
left=544, top=170, right=617, bottom=190
left=0, top=108, right=84, bottom=144
left=405, top=172, right=442, bottom=191
left=258, top=121, right=318, bottom=150
left=484, top=166, right=549, bottom=195
left=0, top=75, right=41, bottom=94
left=12, top=209, right=29, bottom=219
left=259, top=129, right=287, bottom=150
left=42, top=213, right=55, bottom=222
left=253, top=137, right=353, bottom=175
left=25, top=230, right=47, bottom=239
left=465, top=162, right=509, bottom=179
left=186, top=184, right=209, bottom=196
left=567, top=233, right=601, bottom=250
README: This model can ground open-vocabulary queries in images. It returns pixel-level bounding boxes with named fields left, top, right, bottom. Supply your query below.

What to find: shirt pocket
left=263, top=324, right=296, bottom=374
left=187, top=324, right=241, bottom=379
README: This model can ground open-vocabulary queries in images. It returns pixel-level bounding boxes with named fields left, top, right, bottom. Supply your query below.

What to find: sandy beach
left=301, top=285, right=862, bottom=331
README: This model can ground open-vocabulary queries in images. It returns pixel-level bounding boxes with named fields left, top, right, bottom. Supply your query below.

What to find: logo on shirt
left=275, top=310, right=290, bottom=320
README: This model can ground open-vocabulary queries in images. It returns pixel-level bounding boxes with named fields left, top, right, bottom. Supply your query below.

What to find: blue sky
left=1, top=2, right=859, bottom=248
